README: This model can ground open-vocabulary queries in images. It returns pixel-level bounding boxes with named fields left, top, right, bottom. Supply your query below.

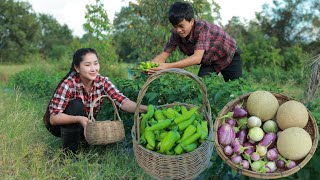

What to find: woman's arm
left=50, top=113, right=88, bottom=128
left=120, top=99, right=147, bottom=113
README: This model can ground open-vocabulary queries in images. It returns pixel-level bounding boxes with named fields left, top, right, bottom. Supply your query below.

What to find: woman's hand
left=79, top=116, right=89, bottom=138
left=79, top=116, right=89, bottom=128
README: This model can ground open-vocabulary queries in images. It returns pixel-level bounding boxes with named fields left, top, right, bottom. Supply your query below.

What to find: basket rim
left=88, top=94, right=122, bottom=122
left=213, top=91, right=319, bottom=179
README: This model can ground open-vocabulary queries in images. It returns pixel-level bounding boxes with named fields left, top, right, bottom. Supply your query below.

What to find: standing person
left=148, top=1, right=242, bottom=82
left=43, top=48, right=147, bottom=154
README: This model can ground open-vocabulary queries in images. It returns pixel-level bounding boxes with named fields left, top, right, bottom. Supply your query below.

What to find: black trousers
left=198, top=50, right=243, bottom=82
left=49, top=99, right=87, bottom=153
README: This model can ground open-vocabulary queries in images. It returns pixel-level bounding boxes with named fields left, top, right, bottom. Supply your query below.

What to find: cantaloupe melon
left=276, top=100, right=309, bottom=130
left=277, top=127, right=312, bottom=160
left=246, top=91, right=279, bottom=121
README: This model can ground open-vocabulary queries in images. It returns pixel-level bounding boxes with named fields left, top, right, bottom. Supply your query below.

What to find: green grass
left=0, top=64, right=32, bottom=82
left=0, top=85, right=152, bottom=179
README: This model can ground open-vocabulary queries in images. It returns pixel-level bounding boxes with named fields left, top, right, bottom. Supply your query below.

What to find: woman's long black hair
left=43, top=48, right=98, bottom=137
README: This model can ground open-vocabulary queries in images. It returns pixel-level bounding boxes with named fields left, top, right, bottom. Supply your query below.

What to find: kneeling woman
left=43, top=48, right=147, bottom=154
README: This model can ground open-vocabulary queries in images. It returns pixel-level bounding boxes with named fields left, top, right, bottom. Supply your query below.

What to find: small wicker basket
left=132, top=68, right=214, bottom=180
left=214, top=92, right=319, bottom=179
left=85, top=95, right=125, bottom=145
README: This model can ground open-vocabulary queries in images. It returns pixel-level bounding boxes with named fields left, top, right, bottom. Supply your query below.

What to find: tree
left=256, top=0, right=320, bottom=48
left=37, top=14, right=73, bottom=60
left=225, top=18, right=285, bottom=71
left=83, top=0, right=110, bottom=39
left=82, top=0, right=119, bottom=64
left=0, top=0, right=40, bottom=63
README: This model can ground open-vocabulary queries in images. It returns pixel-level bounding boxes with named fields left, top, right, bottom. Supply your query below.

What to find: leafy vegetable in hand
left=137, top=61, right=159, bottom=71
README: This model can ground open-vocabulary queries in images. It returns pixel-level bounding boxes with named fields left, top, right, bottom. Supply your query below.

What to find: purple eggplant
left=276, top=160, right=285, bottom=168
left=226, top=118, right=237, bottom=126
left=259, top=133, right=277, bottom=149
left=266, top=161, right=277, bottom=173
left=266, top=148, right=279, bottom=161
left=236, top=128, right=248, bottom=145
left=286, top=160, right=297, bottom=169
left=251, top=152, right=260, bottom=162
left=224, top=145, right=233, bottom=156
left=243, top=142, right=255, bottom=155
left=234, top=104, right=242, bottom=110
left=231, top=139, right=241, bottom=148
left=232, top=107, right=248, bottom=119
left=240, top=160, right=250, bottom=169
left=233, top=144, right=252, bottom=156
left=231, top=155, right=242, bottom=164
left=218, top=124, right=236, bottom=146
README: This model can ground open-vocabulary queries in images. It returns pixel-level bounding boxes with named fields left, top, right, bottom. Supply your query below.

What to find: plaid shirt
left=49, top=71, right=128, bottom=116
left=164, top=19, right=237, bottom=72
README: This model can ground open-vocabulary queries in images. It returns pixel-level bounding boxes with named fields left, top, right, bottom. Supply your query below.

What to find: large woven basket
left=132, top=68, right=214, bottom=180
left=213, top=92, right=319, bottom=179
left=86, top=95, right=125, bottom=145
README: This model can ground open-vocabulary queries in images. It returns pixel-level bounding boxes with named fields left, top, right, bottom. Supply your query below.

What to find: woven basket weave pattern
left=213, top=92, right=318, bottom=179
left=132, top=68, right=214, bottom=180
left=86, top=95, right=125, bottom=145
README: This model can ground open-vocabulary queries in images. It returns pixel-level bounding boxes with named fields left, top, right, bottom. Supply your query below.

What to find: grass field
left=0, top=64, right=32, bottom=82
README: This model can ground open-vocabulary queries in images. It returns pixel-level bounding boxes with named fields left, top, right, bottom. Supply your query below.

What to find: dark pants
left=198, top=50, right=242, bottom=82
left=48, top=99, right=86, bottom=153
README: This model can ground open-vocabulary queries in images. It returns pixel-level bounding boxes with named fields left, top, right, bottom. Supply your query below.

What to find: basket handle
left=133, top=68, right=212, bottom=142
left=88, top=94, right=122, bottom=122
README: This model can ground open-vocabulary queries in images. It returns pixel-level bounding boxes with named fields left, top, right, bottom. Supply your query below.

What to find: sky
left=26, top=0, right=273, bottom=37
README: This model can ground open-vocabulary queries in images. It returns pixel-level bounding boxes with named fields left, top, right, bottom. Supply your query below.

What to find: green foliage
left=37, top=14, right=73, bottom=60
left=257, top=0, right=320, bottom=46
left=243, top=66, right=306, bottom=87
left=83, top=0, right=111, bottom=39
left=82, top=0, right=120, bottom=66
left=0, top=0, right=40, bottom=63
left=224, top=15, right=311, bottom=76
left=282, top=45, right=309, bottom=70
left=0, top=0, right=77, bottom=63
left=8, top=68, right=63, bottom=100
left=305, top=97, right=320, bottom=127
left=225, top=20, right=284, bottom=71
left=80, top=35, right=119, bottom=64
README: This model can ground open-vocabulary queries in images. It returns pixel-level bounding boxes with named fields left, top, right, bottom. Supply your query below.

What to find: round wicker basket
left=132, top=68, right=214, bottom=180
left=86, top=95, right=125, bottom=145
left=213, top=92, right=318, bottom=179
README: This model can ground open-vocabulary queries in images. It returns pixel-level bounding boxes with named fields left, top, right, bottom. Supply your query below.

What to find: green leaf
left=145, top=92, right=158, bottom=103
